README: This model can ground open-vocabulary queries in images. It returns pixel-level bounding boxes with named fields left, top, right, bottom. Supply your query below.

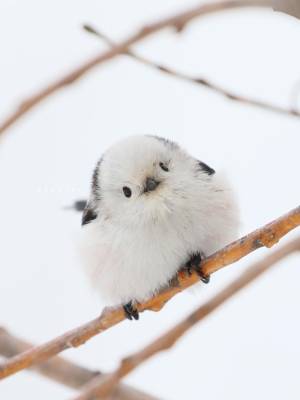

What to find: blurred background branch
left=0, top=0, right=275, bottom=136
left=0, top=328, right=158, bottom=400
left=274, top=0, right=300, bottom=18
left=83, top=23, right=299, bottom=118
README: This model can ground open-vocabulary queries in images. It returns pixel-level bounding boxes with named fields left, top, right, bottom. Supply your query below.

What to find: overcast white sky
left=1, top=1, right=300, bottom=399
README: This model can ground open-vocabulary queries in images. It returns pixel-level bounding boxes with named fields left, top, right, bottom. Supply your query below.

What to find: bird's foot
left=123, top=301, right=139, bottom=320
left=183, top=252, right=210, bottom=284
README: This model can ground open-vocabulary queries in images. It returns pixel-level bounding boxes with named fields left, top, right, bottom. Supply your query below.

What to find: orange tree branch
left=83, top=23, right=299, bottom=118
left=0, top=0, right=274, bottom=136
left=71, top=237, right=300, bottom=400
left=0, top=328, right=158, bottom=400
left=0, top=205, right=299, bottom=380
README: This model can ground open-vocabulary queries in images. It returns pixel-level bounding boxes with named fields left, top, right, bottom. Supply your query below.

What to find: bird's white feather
left=79, top=135, right=239, bottom=305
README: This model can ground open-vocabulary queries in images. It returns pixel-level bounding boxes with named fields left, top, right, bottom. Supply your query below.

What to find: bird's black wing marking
left=82, top=158, right=102, bottom=226
left=82, top=204, right=98, bottom=226
left=197, top=160, right=215, bottom=176
left=92, top=158, right=102, bottom=201
left=68, top=199, right=97, bottom=225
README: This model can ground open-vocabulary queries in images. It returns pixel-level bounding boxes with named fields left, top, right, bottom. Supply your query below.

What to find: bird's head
left=85, top=135, right=215, bottom=227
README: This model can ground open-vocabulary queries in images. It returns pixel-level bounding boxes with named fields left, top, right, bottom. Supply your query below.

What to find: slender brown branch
left=0, top=0, right=274, bottom=136
left=273, top=0, right=300, bottom=19
left=83, top=24, right=299, bottom=118
left=0, top=329, right=158, bottom=400
left=0, top=205, right=299, bottom=381
left=71, top=237, right=300, bottom=399
left=0, top=327, right=99, bottom=388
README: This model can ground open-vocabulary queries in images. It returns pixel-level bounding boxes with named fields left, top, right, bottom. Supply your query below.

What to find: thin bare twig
left=71, top=237, right=300, bottom=400
left=273, top=0, right=300, bottom=19
left=0, top=205, right=299, bottom=380
left=0, top=327, right=98, bottom=388
left=83, top=24, right=300, bottom=118
left=0, top=0, right=274, bottom=136
left=0, top=328, right=158, bottom=400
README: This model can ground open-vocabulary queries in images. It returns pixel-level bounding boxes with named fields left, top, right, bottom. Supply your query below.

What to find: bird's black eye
left=123, top=186, right=132, bottom=198
left=159, top=162, right=169, bottom=172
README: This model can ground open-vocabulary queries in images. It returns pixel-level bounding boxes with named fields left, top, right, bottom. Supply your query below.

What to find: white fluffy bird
left=80, top=135, right=239, bottom=320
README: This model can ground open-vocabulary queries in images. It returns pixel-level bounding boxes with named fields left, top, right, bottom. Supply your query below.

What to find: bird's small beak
left=144, top=177, right=160, bottom=193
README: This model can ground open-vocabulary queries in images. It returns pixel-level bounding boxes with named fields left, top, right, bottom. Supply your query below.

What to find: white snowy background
left=1, top=1, right=300, bottom=399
